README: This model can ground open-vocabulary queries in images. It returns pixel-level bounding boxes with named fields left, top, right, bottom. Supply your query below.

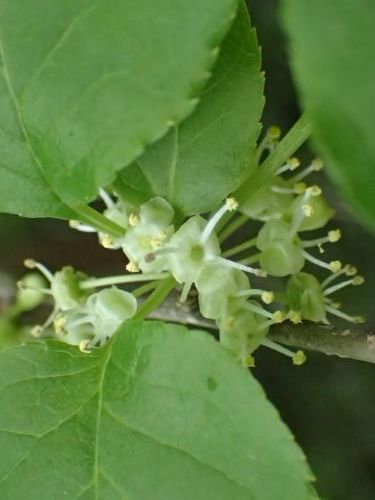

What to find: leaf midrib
left=93, top=342, right=114, bottom=500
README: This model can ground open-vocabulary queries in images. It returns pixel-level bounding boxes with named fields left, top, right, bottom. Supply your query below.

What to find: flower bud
left=16, top=273, right=46, bottom=311
left=290, top=194, right=334, bottom=231
left=287, top=272, right=326, bottom=322
left=196, top=263, right=249, bottom=320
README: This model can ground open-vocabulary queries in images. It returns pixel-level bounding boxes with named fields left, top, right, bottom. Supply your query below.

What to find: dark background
left=248, top=1, right=375, bottom=499
left=0, top=1, right=374, bottom=498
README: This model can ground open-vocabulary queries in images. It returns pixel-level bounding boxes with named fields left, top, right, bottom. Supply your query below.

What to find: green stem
left=72, top=203, right=125, bottom=238
left=132, top=281, right=160, bottom=298
left=222, top=237, right=257, bottom=258
left=80, top=273, right=169, bottom=290
left=234, top=114, right=312, bottom=205
left=134, top=276, right=176, bottom=320
left=239, top=253, right=260, bottom=266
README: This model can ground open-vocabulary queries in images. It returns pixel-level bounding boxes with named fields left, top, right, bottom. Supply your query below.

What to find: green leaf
left=0, top=321, right=313, bottom=499
left=128, top=2, right=264, bottom=215
left=282, top=0, right=375, bottom=228
left=0, top=0, right=239, bottom=214
left=0, top=69, right=71, bottom=217
left=114, top=163, right=154, bottom=206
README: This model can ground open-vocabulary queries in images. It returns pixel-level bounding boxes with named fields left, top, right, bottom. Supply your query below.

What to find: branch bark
left=2, top=274, right=374, bottom=364
left=150, top=293, right=375, bottom=364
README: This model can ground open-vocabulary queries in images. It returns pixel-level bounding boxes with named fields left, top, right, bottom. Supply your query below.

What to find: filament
left=99, top=188, right=115, bottom=209
left=222, top=237, right=257, bottom=258
left=24, top=259, right=54, bottom=282
left=200, top=198, right=238, bottom=245
left=215, top=256, right=266, bottom=277
left=179, top=281, right=192, bottom=303
left=325, top=305, right=364, bottom=324
left=80, top=273, right=170, bottom=290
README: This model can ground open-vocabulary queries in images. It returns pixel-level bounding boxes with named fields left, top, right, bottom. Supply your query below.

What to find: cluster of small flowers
left=18, top=126, right=365, bottom=365
left=19, top=262, right=137, bottom=353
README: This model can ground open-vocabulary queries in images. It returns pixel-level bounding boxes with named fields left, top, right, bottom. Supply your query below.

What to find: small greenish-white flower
left=195, top=262, right=249, bottom=320
left=288, top=192, right=334, bottom=231
left=99, top=201, right=129, bottom=249
left=241, top=176, right=293, bottom=221
left=16, top=272, right=47, bottom=311
left=166, top=198, right=265, bottom=290
left=55, top=287, right=137, bottom=350
left=122, top=197, right=174, bottom=273
left=24, top=260, right=89, bottom=311
left=167, top=215, right=221, bottom=285
left=286, top=271, right=365, bottom=324
left=216, top=297, right=270, bottom=365
left=256, top=220, right=305, bottom=276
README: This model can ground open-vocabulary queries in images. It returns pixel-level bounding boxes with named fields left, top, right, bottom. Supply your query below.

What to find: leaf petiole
left=134, top=276, right=176, bottom=320
left=72, top=203, right=126, bottom=238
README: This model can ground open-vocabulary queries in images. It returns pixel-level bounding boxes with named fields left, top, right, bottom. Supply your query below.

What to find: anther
left=328, top=229, right=342, bottom=243
left=69, top=220, right=79, bottom=229
left=343, top=265, right=356, bottom=277
left=53, top=316, right=66, bottom=334
left=306, top=185, right=322, bottom=197
left=329, top=260, right=342, bottom=273
left=277, top=157, right=301, bottom=175
left=302, top=204, right=314, bottom=217
left=267, top=126, right=281, bottom=140
left=24, top=258, right=36, bottom=269
left=79, top=340, right=92, bottom=354
left=31, top=325, right=44, bottom=338
left=288, top=310, right=302, bottom=324
left=293, top=351, right=307, bottom=366
left=352, top=275, right=365, bottom=286
left=311, top=158, right=323, bottom=171
left=128, top=213, right=140, bottom=226
left=236, top=289, right=274, bottom=303
left=272, top=311, right=286, bottom=323
left=293, top=182, right=307, bottom=194
left=126, top=261, right=140, bottom=273
left=287, top=157, right=300, bottom=170
left=226, top=197, right=239, bottom=211
left=261, top=291, right=274, bottom=304
left=101, top=234, right=114, bottom=249
left=244, top=354, right=255, bottom=368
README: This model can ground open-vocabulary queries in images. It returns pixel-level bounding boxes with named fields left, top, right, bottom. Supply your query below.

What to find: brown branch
left=2, top=274, right=374, bottom=363
left=149, top=293, right=375, bottom=364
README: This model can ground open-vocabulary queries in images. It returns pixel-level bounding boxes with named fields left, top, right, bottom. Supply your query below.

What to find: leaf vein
left=103, top=404, right=252, bottom=494
left=93, top=343, right=114, bottom=500
left=19, top=1, right=99, bottom=98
